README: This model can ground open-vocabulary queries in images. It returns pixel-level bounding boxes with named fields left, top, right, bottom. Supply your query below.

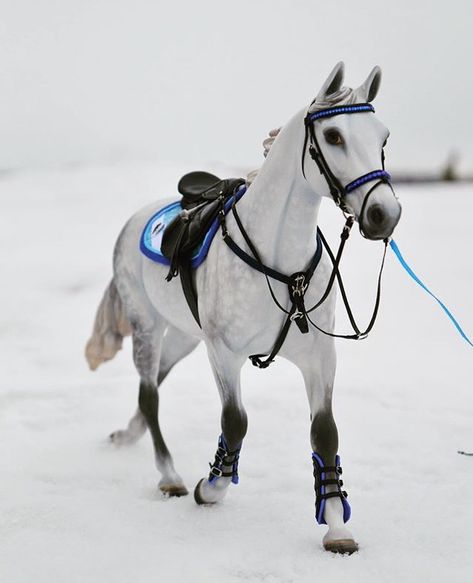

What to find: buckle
left=290, top=308, right=305, bottom=322
left=209, top=465, right=223, bottom=478
left=289, top=272, right=308, bottom=298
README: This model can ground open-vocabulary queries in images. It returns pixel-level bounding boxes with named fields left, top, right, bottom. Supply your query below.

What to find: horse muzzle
left=359, top=184, right=402, bottom=241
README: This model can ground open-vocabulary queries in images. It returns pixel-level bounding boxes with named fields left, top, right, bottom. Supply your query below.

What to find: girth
left=161, top=171, right=245, bottom=325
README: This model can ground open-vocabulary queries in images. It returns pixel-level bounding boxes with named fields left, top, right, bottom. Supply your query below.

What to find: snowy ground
left=1, top=162, right=472, bottom=583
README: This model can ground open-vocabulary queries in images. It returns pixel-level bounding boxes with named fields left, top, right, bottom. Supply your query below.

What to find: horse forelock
left=308, top=86, right=359, bottom=111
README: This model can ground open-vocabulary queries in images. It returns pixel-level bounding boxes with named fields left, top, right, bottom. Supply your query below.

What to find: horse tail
left=85, top=279, right=131, bottom=371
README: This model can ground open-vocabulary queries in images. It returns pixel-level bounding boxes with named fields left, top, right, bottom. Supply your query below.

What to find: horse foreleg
left=299, top=343, right=358, bottom=554
left=194, top=342, right=247, bottom=504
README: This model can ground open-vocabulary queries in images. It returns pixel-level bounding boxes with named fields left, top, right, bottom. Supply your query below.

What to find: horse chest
left=197, top=240, right=335, bottom=355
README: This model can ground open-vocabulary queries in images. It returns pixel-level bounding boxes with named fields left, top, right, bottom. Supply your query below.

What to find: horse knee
left=221, top=404, right=248, bottom=449
left=310, top=409, right=338, bottom=459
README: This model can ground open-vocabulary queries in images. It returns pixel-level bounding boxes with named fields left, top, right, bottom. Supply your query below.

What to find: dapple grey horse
left=86, top=62, right=401, bottom=554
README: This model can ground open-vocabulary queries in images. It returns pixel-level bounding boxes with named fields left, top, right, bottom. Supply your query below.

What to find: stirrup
left=208, top=434, right=241, bottom=485
left=312, top=452, right=351, bottom=524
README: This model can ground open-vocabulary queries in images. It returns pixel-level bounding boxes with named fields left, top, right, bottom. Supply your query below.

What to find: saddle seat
left=178, top=171, right=223, bottom=208
left=161, top=172, right=245, bottom=267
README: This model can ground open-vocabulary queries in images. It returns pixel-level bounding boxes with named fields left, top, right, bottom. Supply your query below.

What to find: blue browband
left=307, top=103, right=375, bottom=123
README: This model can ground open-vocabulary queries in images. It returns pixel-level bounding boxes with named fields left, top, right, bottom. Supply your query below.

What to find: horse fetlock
left=158, top=475, right=188, bottom=497
left=109, top=429, right=141, bottom=446
left=194, top=477, right=231, bottom=505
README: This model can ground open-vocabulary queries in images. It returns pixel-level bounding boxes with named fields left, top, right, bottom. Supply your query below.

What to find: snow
left=1, top=163, right=472, bottom=582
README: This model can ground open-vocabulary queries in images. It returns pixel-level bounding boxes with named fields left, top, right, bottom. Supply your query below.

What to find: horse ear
left=357, top=66, right=382, bottom=102
left=314, top=61, right=345, bottom=103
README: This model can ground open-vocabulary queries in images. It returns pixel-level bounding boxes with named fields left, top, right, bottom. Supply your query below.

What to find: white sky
left=1, top=0, right=472, bottom=171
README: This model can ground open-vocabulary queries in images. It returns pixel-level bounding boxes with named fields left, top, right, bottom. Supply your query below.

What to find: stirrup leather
left=208, top=434, right=241, bottom=485
left=312, top=452, right=351, bottom=524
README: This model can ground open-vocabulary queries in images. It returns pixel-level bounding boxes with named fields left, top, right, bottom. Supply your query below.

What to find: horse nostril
left=367, top=204, right=385, bottom=227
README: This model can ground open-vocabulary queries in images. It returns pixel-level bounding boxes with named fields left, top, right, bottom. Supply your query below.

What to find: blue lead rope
left=389, top=239, right=473, bottom=348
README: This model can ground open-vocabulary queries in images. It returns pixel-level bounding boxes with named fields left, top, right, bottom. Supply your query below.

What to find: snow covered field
left=1, top=163, right=472, bottom=582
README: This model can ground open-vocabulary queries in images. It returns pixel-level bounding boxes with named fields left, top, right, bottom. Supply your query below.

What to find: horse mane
left=246, top=87, right=358, bottom=185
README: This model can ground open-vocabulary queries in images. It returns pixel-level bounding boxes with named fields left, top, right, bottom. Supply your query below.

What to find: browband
left=306, top=103, right=375, bottom=123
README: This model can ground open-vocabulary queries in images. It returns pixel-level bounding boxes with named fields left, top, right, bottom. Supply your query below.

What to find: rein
left=220, top=102, right=391, bottom=369
left=221, top=203, right=387, bottom=368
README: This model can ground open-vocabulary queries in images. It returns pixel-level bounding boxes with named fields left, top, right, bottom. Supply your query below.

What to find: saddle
left=161, top=171, right=245, bottom=325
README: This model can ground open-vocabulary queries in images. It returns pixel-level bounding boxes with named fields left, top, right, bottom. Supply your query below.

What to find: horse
left=85, top=62, right=402, bottom=554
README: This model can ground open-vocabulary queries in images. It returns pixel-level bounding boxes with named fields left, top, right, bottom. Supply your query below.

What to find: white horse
left=86, top=62, right=401, bottom=554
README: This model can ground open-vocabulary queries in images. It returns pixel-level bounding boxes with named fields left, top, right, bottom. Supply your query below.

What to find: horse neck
left=234, top=110, right=322, bottom=275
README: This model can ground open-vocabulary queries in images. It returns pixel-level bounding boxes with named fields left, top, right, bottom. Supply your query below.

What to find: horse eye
left=324, top=129, right=344, bottom=146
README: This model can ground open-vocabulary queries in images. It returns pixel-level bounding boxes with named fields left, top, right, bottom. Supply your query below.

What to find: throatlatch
left=208, top=434, right=241, bottom=485
left=312, top=452, right=351, bottom=524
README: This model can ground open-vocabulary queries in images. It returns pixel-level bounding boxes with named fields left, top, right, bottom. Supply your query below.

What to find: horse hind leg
left=128, top=318, right=190, bottom=497
left=110, top=325, right=200, bottom=446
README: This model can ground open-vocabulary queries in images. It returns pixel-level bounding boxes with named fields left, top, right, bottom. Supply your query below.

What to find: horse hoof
left=194, top=478, right=215, bottom=505
left=323, top=539, right=359, bottom=555
left=159, top=484, right=189, bottom=498
left=109, top=430, right=138, bottom=446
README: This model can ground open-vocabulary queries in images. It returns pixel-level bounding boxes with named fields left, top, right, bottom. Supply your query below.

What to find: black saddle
left=161, top=171, right=245, bottom=325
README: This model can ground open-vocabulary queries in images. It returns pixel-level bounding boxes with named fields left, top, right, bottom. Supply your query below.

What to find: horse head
left=304, top=62, right=401, bottom=240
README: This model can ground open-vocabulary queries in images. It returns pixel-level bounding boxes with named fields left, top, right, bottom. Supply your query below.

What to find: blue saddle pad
left=140, top=186, right=246, bottom=268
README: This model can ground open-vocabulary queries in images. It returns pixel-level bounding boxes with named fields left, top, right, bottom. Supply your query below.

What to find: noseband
left=302, top=103, right=391, bottom=233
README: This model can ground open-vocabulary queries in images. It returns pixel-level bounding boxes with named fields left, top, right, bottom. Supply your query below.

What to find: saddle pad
left=140, top=186, right=246, bottom=268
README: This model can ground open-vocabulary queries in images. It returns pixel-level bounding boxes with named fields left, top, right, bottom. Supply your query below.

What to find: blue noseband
left=345, top=169, right=391, bottom=193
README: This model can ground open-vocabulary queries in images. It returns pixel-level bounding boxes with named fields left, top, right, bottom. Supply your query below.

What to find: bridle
left=302, top=103, right=392, bottom=235
left=219, top=103, right=393, bottom=369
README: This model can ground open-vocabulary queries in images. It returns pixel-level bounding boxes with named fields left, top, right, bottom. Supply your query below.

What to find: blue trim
left=139, top=201, right=182, bottom=266
left=390, top=239, right=473, bottom=347
left=308, top=103, right=375, bottom=123
left=336, top=454, right=351, bottom=523
left=139, top=186, right=247, bottom=268
left=312, top=452, right=327, bottom=524
left=345, top=170, right=391, bottom=193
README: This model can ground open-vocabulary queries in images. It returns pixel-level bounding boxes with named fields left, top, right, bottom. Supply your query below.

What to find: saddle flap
left=161, top=199, right=221, bottom=261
